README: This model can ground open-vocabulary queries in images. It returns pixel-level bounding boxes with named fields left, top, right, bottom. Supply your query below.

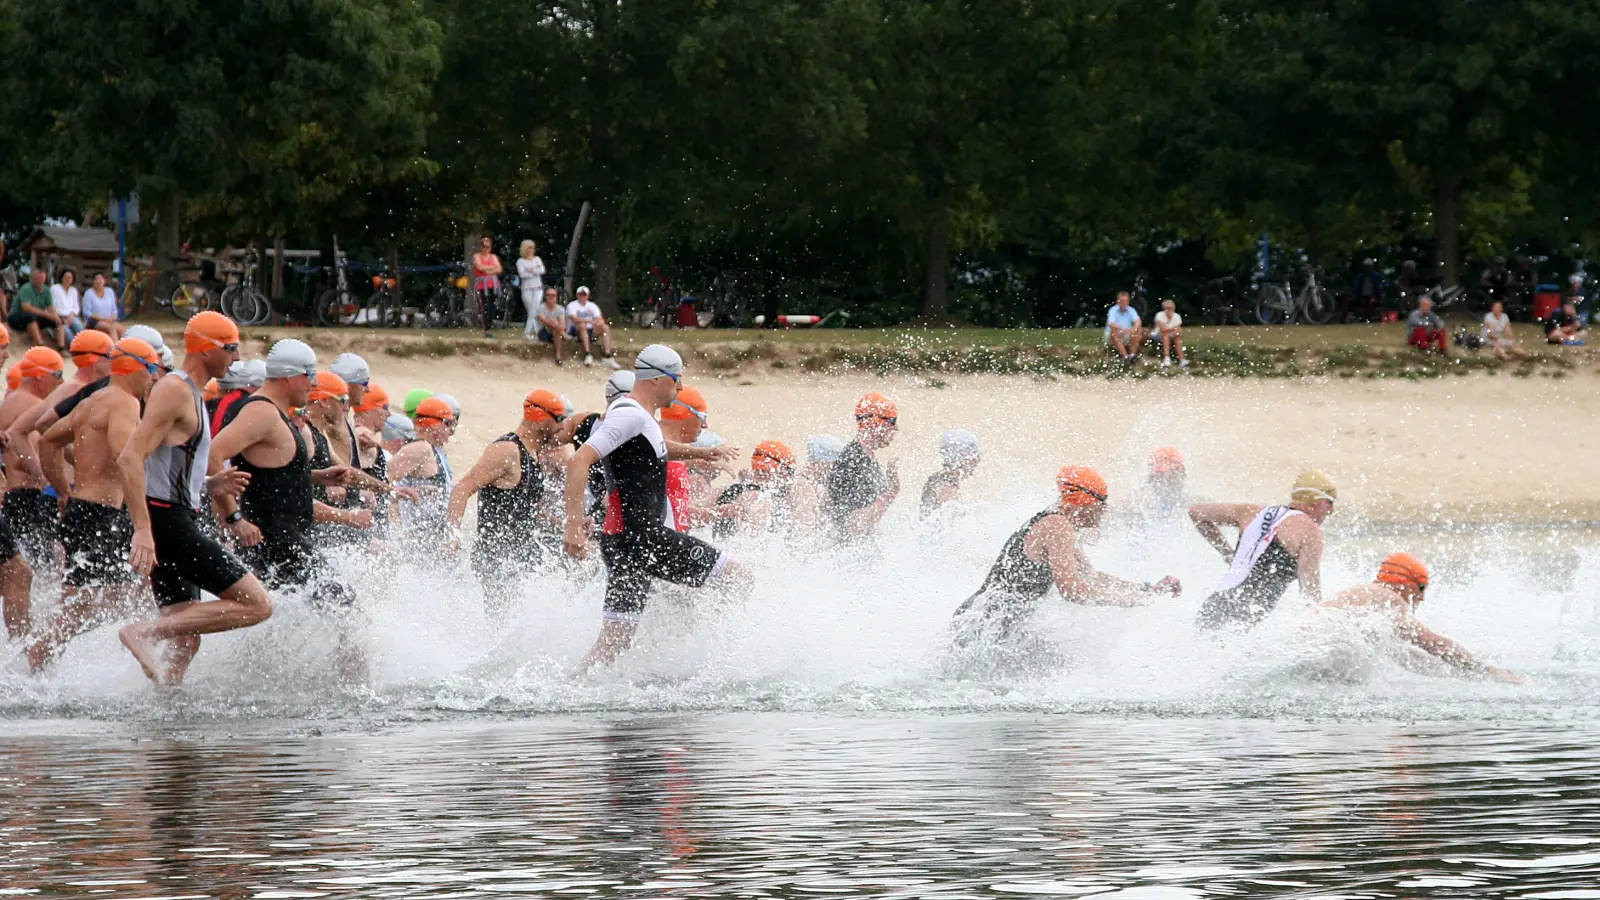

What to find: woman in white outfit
left=517, top=240, right=546, bottom=340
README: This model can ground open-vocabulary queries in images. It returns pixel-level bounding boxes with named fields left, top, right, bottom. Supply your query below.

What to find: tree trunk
left=1435, top=173, right=1463, bottom=287
left=592, top=195, right=620, bottom=319
left=156, top=191, right=182, bottom=282
left=921, top=201, right=950, bottom=323
left=564, top=200, right=592, bottom=303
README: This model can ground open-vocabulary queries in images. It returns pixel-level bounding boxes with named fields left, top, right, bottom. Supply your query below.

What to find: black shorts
left=5, top=310, right=54, bottom=333
left=148, top=501, right=251, bottom=608
left=60, top=498, right=134, bottom=588
left=4, top=488, right=59, bottom=566
left=240, top=536, right=355, bottom=610
left=0, top=509, right=19, bottom=561
left=598, top=525, right=721, bottom=618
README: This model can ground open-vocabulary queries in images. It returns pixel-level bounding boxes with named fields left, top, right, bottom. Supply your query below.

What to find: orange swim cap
left=69, top=328, right=114, bottom=365
left=1149, top=446, right=1184, bottom=475
left=6, top=364, right=19, bottom=390
left=308, top=370, right=348, bottom=403
left=523, top=388, right=565, bottom=422
left=414, top=396, right=456, bottom=424
left=184, top=310, right=240, bottom=354
left=203, top=378, right=220, bottom=400
left=1377, top=552, right=1430, bottom=590
left=0, top=322, right=10, bottom=346
left=855, top=392, right=897, bottom=422
left=19, top=346, right=65, bottom=380
left=354, top=382, right=390, bottom=413
left=1057, top=465, right=1108, bottom=507
left=661, top=385, right=708, bottom=421
left=110, top=338, right=162, bottom=377
left=751, top=439, right=797, bottom=474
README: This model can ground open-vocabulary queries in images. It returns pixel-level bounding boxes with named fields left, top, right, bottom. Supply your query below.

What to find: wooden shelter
left=19, top=226, right=119, bottom=280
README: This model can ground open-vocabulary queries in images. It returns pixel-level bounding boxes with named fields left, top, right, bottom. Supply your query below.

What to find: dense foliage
left=3, top=0, right=1598, bottom=325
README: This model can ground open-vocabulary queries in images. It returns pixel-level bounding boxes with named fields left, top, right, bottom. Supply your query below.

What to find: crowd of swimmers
left=0, top=313, right=1522, bottom=685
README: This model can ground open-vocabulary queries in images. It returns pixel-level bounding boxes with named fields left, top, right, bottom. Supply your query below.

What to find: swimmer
left=950, top=465, right=1181, bottom=644
left=26, top=339, right=163, bottom=671
left=447, top=388, right=569, bottom=614
left=826, top=393, right=900, bottom=539
left=403, top=388, right=432, bottom=418
left=921, top=429, right=980, bottom=518
left=380, top=413, right=414, bottom=456
left=564, top=369, right=634, bottom=527
left=211, top=340, right=365, bottom=620
left=208, top=359, right=266, bottom=435
left=329, top=353, right=370, bottom=411
left=389, top=397, right=458, bottom=545
left=712, top=440, right=798, bottom=538
left=1188, top=470, right=1334, bottom=631
left=563, top=344, right=745, bottom=669
left=788, top=434, right=844, bottom=531
left=351, top=382, right=391, bottom=478
left=1316, top=553, right=1523, bottom=684
left=0, top=347, right=66, bottom=573
left=302, top=371, right=394, bottom=545
left=1140, top=447, right=1187, bottom=520
left=115, top=311, right=274, bottom=685
left=658, top=385, right=717, bottom=528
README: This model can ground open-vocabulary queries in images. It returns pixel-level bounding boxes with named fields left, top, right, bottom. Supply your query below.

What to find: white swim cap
left=123, top=324, right=167, bottom=351
left=244, top=359, right=267, bottom=387
left=265, top=339, right=317, bottom=379
left=605, top=369, right=636, bottom=403
left=939, top=429, right=980, bottom=467
left=218, top=361, right=255, bottom=390
left=158, top=346, right=174, bottom=370
left=330, top=352, right=370, bottom=385
left=807, top=434, right=845, bottom=463
left=382, top=413, right=416, bottom=442
left=433, top=393, right=462, bottom=418
left=560, top=393, right=574, bottom=417
left=693, top=430, right=724, bottom=449
left=634, top=344, right=683, bottom=381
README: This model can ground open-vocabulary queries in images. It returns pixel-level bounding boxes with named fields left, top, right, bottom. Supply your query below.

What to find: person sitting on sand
left=1543, top=300, right=1588, bottom=346
left=1153, top=299, right=1187, bottom=368
left=1406, top=297, right=1449, bottom=356
left=949, top=465, right=1180, bottom=646
left=534, top=287, right=568, bottom=366
left=1105, top=292, right=1144, bottom=364
left=1311, top=553, right=1523, bottom=684
left=1481, top=300, right=1530, bottom=360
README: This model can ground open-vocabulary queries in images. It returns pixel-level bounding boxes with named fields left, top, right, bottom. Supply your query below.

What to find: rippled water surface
left=4, top=715, right=1600, bottom=898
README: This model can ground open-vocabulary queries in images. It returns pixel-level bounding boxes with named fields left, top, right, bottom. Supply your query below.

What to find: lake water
left=4, top=518, right=1600, bottom=897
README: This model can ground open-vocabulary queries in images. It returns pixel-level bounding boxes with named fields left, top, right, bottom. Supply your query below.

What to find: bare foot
left=119, top=623, right=164, bottom=684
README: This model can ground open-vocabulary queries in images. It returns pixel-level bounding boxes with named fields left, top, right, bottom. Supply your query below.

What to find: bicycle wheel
left=1300, top=286, right=1335, bottom=324
left=424, top=289, right=454, bottom=328
left=314, top=288, right=353, bottom=326
left=169, top=284, right=206, bottom=320
left=235, top=287, right=271, bottom=325
left=1256, top=285, right=1293, bottom=325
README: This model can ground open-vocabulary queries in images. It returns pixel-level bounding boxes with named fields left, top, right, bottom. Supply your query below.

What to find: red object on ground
left=676, top=301, right=697, bottom=328
left=1408, top=327, right=1447, bottom=352
left=1533, top=290, right=1561, bottom=321
left=1380, top=310, right=1399, bottom=323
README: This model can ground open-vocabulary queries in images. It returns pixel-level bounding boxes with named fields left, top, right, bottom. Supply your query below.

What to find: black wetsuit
left=472, top=432, right=553, bottom=610
left=209, top=388, right=249, bottom=436
left=233, top=396, right=353, bottom=608
left=1196, top=538, right=1298, bottom=630
left=712, top=482, right=791, bottom=538
left=826, top=441, right=887, bottom=532
left=920, top=470, right=959, bottom=518
left=308, top=425, right=363, bottom=547
left=951, top=509, right=1058, bottom=642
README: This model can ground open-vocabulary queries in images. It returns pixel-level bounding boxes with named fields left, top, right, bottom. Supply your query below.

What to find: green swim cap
left=404, top=388, right=433, bottom=417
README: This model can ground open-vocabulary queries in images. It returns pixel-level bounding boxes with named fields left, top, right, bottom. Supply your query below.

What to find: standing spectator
left=566, top=286, right=620, bottom=369
left=8, top=268, right=64, bottom=348
left=82, top=272, right=122, bottom=339
left=534, top=286, right=568, bottom=366
left=1481, top=300, right=1529, bottom=360
left=516, top=240, right=545, bottom=341
left=1544, top=300, right=1588, bottom=346
left=1406, top=297, right=1448, bottom=356
left=50, top=268, right=84, bottom=341
left=1153, top=299, right=1187, bottom=369
left=1105, top=291, right=1143, bottom=365
left=471, top=236, right=502, bottom=339
left=1342, top=258, right=1387, bottom=323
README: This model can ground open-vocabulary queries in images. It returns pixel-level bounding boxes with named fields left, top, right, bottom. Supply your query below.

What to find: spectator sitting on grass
left=50, top=268, right=84, bottom=341
left=1543, top=300, right=1588, bottom=346
left=534, top=286, right=569, bottom=366
left=1406, top=297, right=1448, bottom=356
left=1154, top=299, right=1187, bottom=369
left=1106, top=291, right=1143, bottom=365
left=1481, top=300, right=1530, bottom=361
left=7, top=268, right=64, bottom=348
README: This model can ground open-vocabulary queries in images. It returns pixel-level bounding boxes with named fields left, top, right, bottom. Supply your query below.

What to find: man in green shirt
left=7, top=269, right=64, bottom=348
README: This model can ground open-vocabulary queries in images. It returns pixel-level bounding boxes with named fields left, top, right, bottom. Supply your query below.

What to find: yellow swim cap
left=1291, top=470, right=1337, bottom=504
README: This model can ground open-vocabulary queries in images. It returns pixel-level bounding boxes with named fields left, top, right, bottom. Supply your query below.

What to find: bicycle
left=361, top=272, right=403, bottom=328
left=1256, top=266, right=1334, bottom=325
left=314, top=251, right=360, bottom=326
left=424, top=266, right=471, bottom=328
left=219, top=248, right=273, bottom=326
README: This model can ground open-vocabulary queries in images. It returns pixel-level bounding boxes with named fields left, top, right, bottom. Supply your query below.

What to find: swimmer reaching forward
left=950, top=466, right=1181, bottom=644
left=1314, top=553, right=1523, bottom=684
left=1188, top=470, right=1334, bottom=630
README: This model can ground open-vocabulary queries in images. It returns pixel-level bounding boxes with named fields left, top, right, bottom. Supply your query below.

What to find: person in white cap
left=329, top=353, right=370, bottom=410
left=788, top=435, right=845, bottom=534
left=921, top=429, right=980, bottom=518
left=565, top=286, right=619, bottom=368
left=381, top=413, right=415, bottom=455
left=563, top=344, right=744, bottom=668
left=208, top=360, right=263, bottom=435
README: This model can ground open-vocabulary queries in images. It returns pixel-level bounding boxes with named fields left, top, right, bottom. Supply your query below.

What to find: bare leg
left=1161, top=332, right=1174, bottom=359
left=598, top=323, right=614, bottom=356
left=119, top=576, right=272, bottom=685
left=1, top=554, right=31, bottom=639
left=26, top=322, right=42, bottom=346
left=1131, top=328, right=1146, bottom=355
left=581, top=619, right=639, bottom=671
left=1109, top=330, right=1130, bottom=357
left=28, top=583, right=140, bottom=673
left=578, top=327, right=593, bottom=356
left=1174, top=335, right=1185, bottom=362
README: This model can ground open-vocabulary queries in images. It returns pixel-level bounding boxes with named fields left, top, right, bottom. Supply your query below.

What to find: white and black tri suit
left=1196, top=505, right=1302, bottom=630
left=950, top=509, right=1059, bottom=642
left=145, top=371, right=250, bottom=607
left=586, top=398, right=722, bottom=619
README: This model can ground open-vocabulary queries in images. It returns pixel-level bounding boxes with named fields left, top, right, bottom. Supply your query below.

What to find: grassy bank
left=126, top=317, right=1595, bottom=380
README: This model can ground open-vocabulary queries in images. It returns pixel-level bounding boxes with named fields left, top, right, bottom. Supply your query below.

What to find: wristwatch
left=224, top=510, right=245, bottom=525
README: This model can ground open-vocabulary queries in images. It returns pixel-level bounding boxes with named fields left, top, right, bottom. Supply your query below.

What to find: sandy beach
left=361, top=350, right=1597, bottom=525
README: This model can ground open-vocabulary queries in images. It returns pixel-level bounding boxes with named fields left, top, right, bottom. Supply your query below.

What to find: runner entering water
left=0, top=347, right=61, bottom=633
left=712, top=440, right=798, bottom=538
left=950, top=465, right=1181, bottom=644
left=827, top=393, right=900, bottom=540
left=115, top=312, right=273, bottom=685
left=921, top=429, right=980, bottom=518
left=389, top=397, right=457, bottom=545
left=1314, top=553, right=1523, bottom=683
left=447, top=387, right=568, bottom=614
left=563, top=344, right=745, bottom=669
left=25, top=339, right=162, bottom=671
left=1188, top=470, right=1335, bottom=630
